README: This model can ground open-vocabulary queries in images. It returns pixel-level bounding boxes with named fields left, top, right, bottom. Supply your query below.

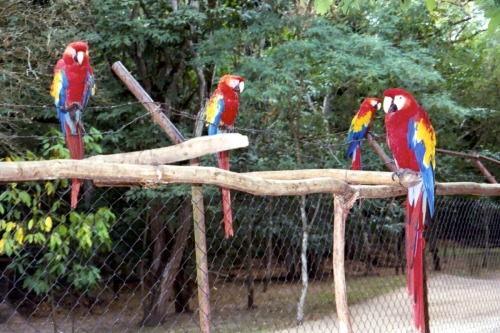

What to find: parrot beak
left=388, top=102, right=397, bottom=113
left=235, top=81, right=244, bottom=93
left=74, top=51, right=85, bottom=65
left=383, top=96, right=397, bottom=113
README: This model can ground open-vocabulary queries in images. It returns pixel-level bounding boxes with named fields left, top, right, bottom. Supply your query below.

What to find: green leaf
left=426, top=0, right=435, bottom=11
left=486, top=9, right=500, bottom=34
left=313, top=0, right=331, bottom=15
left=28, top=218, right=34, bottom=230
left=18, top=191, right=31, bottom=207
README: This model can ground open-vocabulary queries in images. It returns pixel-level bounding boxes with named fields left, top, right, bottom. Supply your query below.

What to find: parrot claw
left=219, top=124, right=234, bottom=133
left=392, top=169, right=421, bottom=187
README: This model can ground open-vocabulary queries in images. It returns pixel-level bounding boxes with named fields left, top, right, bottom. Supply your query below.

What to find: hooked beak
left=388, top=102, right=397, bottom=113
left=235, top=81, right=244, bottom=93
left=74, top=51, right=85, bottom=65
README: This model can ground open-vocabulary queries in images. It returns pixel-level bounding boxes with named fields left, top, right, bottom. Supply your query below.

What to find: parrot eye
left=394, top=95, right=406, bottom=111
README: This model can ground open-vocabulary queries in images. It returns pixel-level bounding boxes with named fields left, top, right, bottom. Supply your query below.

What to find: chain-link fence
left=0, top=180, right=499, bottom=333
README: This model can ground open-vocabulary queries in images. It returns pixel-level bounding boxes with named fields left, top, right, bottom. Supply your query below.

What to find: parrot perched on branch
left=205, top=75, right=245, bottom=238
left=346, top=98, right=381, bottom=170
left=50, top=41, right=95, bottom=209
left=383, top=88, right=436, bottom=333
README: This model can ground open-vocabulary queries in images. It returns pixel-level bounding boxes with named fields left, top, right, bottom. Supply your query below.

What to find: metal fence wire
left=0, top=182, right=499, bottom=333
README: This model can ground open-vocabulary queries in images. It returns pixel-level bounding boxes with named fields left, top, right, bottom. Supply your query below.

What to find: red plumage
left=383, top=88, right=436, bottom=333
left=351, top=145, right=361, bottom=171
left=205, top=75, right=244, bottom=238
left=217, top=151, right=233, bottom=237
left=346, top=98, right=380, bottom=171
left=51, top=41, right=94, bottom=209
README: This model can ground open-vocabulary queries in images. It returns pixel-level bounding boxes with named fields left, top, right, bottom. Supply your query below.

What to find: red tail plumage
left=350, top=145, right=362, bottom=170
left=217, top=150, right=233, bottom=238
left=65, top=124, right=84, bottom=210
left=406, top=185, right=427, bottom=333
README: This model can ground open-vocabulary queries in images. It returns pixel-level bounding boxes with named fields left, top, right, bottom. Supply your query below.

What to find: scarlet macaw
left=383, top=88, right=436, bottom=333
left=50, top=41, right=95, bottom=209
left=346, top=98, right=381, bottom=170
left=205, top=75, right=245, bottom=238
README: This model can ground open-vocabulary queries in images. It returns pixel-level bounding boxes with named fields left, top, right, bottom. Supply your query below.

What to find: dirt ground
left=274, top=273, right=500, bottom=333
left=1, top=273, right=499, bottom=332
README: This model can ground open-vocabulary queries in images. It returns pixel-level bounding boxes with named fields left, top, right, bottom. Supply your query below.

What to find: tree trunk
left=482, top=205, right=492, bottom=269
left=263, top=200, right=273, bottom=293
left=297, top=195, right=309, bottom=324
left=141, top=197, right=192, bottom=326
left=245, top=220, right=255, bottom=309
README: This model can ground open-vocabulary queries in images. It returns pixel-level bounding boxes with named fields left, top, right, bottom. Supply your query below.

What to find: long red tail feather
left=350, top=145, right=362, bottom=170
left=217, top=150, right=233, bottom=238
left=406, top=186, right=426, bottom=333
left=65, top=124, right=84, bottom=210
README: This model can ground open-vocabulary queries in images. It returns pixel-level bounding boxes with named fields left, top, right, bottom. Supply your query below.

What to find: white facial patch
left=394, top=95, right=406, bottom=111
left=383, top=96, right=393, bottom=113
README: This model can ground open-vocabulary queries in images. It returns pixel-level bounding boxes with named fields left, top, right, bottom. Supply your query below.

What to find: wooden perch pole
left=86, top=134, right=248, bottom=165
left=3, top=161, right=500, bottom=197
left=367, top=132, right=499, bottom=183
left=333, top=192, right=359, bottom=333
left=472, top=160, right=497, bottom=184
left=111, top=62, right=185, bottom=144
left=245, top=169, right=420, bottom=187
left=366, top=133, right=397, bottom=172
left=111, top=61, right=212, bottom=333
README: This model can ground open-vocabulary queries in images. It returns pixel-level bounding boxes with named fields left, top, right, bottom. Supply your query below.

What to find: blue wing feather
left=54, top=70, right=70, bottom=135
left=346, top=124, right=368, bottom=158
left=208, top=97, right=225, bottom=136
left=82, top=71, right=94, bottom=109
left=408, top=118, right=435, bottom=218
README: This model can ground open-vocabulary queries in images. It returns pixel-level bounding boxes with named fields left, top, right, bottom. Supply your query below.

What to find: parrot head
left=63, top=41, right=90, bottom=66
left=362, top=97, right=382, bottom=112
left=382, top=88, right=416, bottom=114
left=219, top=75, right=245, bottom=93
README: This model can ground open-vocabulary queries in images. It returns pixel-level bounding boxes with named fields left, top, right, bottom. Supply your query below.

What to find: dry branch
left=2, top=160, right=499, bottom=197
left=245, top=169, right=420, bottom=186
left=85, top=133, right=248, bottom=165
left=111, top=61, right=185, bottom=144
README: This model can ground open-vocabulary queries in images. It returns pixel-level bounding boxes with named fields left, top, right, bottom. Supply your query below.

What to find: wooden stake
left=333, top=193, right=359, bottom=333
left=111, top=61, right=212, bottom=333
left=86, top=133, right=248, bottom=165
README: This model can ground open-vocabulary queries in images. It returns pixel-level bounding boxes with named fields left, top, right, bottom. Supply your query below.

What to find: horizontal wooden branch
left=0, top=160, right=354, bottom=196
left=85, top=133, right=248, bottom=165
left=1, top=160, right=499, bottom=198
left=244, top=169, right=421, bottom=187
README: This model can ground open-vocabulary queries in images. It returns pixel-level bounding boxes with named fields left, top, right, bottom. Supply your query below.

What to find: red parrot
left=346, top=98, right=381, bottom=170
left=205, top=75, right=245, bottom=238
left=383, top=88, right=436, bottom=333
left=50, top=41, right=95, bottom=209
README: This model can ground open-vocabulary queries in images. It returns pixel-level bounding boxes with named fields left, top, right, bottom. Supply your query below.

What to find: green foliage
left=0, top=128, right=115, bottom=296
left=0, top=0, right=498, bottom=285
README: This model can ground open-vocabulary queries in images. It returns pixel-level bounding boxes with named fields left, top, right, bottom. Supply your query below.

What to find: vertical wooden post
left=192, top=181, right=211, bottom=332
left=333, top=193, right=358, bottom=333
left=112, top=62, right=212, bottom=332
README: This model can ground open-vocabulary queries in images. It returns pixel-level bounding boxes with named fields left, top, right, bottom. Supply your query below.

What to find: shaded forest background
left=0, top=0, right=500, bottom=329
